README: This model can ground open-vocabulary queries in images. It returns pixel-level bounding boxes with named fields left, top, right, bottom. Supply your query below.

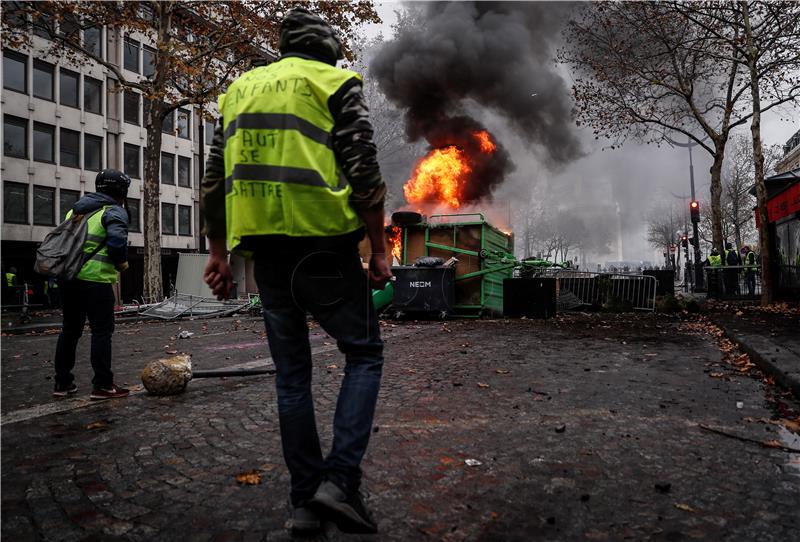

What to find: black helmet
left=279, top=7, right=343, bottom=66
left=96, top=169, right=131, bottom=198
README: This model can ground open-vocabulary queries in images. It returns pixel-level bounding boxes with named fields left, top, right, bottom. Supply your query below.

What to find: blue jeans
left=253, top=245, right=383, bottom=506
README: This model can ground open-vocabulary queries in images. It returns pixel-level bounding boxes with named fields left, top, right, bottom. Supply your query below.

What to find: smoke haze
left=370, top=1, right=582, bottom=201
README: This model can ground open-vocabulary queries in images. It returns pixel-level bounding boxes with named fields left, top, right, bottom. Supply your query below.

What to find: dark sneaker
left=90, top=385, right=130, bottom=400
left=310, top=480, right=377, bottom=534
left=52, top=383, right=78, bottom=398
left=290, top=506, right=321, bottom=535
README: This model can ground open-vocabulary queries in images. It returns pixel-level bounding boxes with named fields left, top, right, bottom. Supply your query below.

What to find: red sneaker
left=90, top=385, right=130, bottom=400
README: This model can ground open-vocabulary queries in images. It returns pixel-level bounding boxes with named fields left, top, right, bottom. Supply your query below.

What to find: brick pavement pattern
left=2, top=314, right=799, bottom=541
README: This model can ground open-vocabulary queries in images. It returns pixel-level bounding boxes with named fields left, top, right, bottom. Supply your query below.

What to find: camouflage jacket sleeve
left=200, top=119, right=226, bottom=240
left=330, top=77, right=386, bottom=213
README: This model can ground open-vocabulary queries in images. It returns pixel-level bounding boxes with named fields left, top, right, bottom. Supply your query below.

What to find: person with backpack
left=51, top=169, right=131, bottom=400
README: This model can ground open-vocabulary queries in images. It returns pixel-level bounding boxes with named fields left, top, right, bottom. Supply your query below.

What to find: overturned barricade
left=140, top=293, right=250, bottom=320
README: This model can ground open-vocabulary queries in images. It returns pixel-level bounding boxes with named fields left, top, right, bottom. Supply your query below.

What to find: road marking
left=1, top=326, right=426, bottom=426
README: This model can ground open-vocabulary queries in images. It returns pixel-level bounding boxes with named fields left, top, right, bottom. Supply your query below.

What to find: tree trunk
left=741, top=1, right=773, bottom=303
left=141, top=2, right=174, bottom=302
left=708, top=144, right=726, bottom=258
left=143, top=117, right=164, bottom=302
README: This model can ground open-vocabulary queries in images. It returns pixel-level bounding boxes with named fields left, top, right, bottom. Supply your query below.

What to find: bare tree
left=722, top=134, right=782, bottom=248
left=676, top=1, right=800, bottom=302
left=3, top=1, right=379, bottom=300
left=646, top=202, right=683, bottom=267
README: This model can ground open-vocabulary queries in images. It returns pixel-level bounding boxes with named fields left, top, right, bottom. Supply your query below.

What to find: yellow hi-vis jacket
left=220, top=56, right=363, bottom=253
left=66, top=207, right=118, bottom=283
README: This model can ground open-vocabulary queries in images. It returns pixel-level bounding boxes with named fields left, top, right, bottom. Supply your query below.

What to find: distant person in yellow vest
left=52, top=170, right=131, bottom=400
left=5, top=266, right=19, bottom=305
left=5, top=266, right=17, bottom=287
left=201, top=8, right=390, bottom=535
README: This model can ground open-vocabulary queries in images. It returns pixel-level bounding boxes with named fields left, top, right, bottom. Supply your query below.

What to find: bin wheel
left=479, top=249, right=489, bottom=259
left=439, top=311, right=448, bottom=320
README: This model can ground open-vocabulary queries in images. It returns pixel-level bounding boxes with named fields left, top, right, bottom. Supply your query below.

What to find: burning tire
left=391, top=211, right=423, bottom=226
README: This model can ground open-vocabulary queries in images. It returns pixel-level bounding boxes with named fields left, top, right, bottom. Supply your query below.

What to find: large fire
left=388, top=226, right=402, bottom=262
left=403, top=130, right=497, bottom=211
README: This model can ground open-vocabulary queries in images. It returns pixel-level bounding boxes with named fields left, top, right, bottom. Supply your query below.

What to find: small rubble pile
left=141, top=354, right=192, bottom=395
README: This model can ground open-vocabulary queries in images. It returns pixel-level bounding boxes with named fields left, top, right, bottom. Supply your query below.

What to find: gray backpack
left=34, top=208, right=107, bottom=280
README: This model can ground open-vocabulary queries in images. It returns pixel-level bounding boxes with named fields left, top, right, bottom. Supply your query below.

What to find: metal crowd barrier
left=533, top=270, right=658, bottom=311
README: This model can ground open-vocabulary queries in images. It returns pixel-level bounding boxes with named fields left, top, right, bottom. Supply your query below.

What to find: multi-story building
left=775, top=127, right=800, bottom=174
left=2, top=21, right=219, bottom=302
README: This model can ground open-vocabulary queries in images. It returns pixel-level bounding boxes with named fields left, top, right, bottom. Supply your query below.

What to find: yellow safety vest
left=744, top=252, right=757, bottom=270
left=220, top=56, right=363, bottom=253
left=707, top=254, right=722, bottom=267
left=5, top=273, right=15, bottom=287
left=67, top=207, right=118, bottom=284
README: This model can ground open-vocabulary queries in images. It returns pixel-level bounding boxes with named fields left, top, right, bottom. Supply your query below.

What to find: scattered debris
left=177, top=330, right=194, bottom=339
left=698, top=424, right=800, bottom=453
left=477, top=382, right=490, bottom=389
left=555, top=424, right=566, bottom=433
left=235, top=470, right=262, bottom=485
left=674, top=503, right=695, bottom=513
left=85, top=421, right=108, bottom=430
left=464, top=459, right=482, bottom=466
left=736, top=401, right=744, bottom=409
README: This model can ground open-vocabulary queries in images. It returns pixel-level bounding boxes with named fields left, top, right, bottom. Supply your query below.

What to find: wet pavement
left=2, top=313, right=799, bottom=541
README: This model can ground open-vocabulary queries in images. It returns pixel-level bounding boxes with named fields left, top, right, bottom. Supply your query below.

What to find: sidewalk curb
left=713, top=318, right=800, bottom=397
left=3, top=315, right=152, bottom=335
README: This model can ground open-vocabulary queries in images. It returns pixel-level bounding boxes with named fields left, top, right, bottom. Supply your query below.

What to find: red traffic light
left=690, top=200, right=700, bottom=223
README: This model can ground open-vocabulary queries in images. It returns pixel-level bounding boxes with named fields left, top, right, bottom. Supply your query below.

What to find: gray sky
left=361, top=1, right=799, bottom=264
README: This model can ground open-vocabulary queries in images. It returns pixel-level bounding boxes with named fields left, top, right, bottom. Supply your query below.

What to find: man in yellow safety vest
left=201, top=8, right=390, bottom=535
left=52, top=169, right=131, bottom=400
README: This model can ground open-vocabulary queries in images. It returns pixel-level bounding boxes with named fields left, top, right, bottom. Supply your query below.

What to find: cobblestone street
left=2, top=314, right=799, bottom=541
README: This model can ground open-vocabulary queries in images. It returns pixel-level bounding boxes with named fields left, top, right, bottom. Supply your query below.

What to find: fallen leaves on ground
left=674, top=503, right=695, bottom=512
left=85, top=421, right=108, bottom=430
left=235, top=470, right=262, bottom=485
left=495, top=369, right=510, bottom=374
left=477, top=382, right=490, bottom=389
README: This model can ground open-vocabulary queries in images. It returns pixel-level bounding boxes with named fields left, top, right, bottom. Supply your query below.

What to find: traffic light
left=690, top=200, right=700, bottom=223
left=681, top=235, right=688, bottom=248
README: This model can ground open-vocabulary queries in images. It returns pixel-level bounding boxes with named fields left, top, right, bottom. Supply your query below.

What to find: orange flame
left=475, top=130, right=496, bottom=153
left=388, top=226, right=403, bottom=262
left=403, top=131, right=496, bottom=211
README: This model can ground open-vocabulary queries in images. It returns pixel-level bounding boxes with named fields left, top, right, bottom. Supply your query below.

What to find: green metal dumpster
left=396, top=213, right=515, bottom=316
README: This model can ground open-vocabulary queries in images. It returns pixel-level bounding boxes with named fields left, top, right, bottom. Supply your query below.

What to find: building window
left=143, top=45, right=156, bottom=78
left=194, top=154, right=201, bottom=186
left=60, top=128, right=80, bottom=168
left=33, top=186, right=55, bottom=226
left=59, top=13, right=80, bottom=40
left=3, top=50, right=27, bottom=93
left=33, top=11, right=53, bottom=40
left=161, top=152, right=175, bottom=185
left=59, top=68, right=79, bottom=108
left=124, top=90, right=140, bottom=125
left=204, top=120, right=215, bottom=146
left=33, top=60, right=54, bottom=101
left=3, top=182, right=28, bottom=224
left=176, top=108, right=190, bottom=139
left=124, top=37, right=140, bottom=73
left=84, top=25, right=102, bottom=58
left=84, top=134, right=103, bottom=171
left=33, top=122, right=55, bottom=163
left=123, top=143, right=140, bottom=179
left=161, top=202, right=175, bottom=235
left=127, top=197, right=141, bottom=232
left=162, top=109, right=175, bottom=134
left=178, top=205, right=191, bottom=236
left=3, top=115, right=28, bottom=158
left=178, top=156, right=191, bottom=188
left=60, top=189, right=80, bottom=221
left=84, top=76, right=102, bottom=115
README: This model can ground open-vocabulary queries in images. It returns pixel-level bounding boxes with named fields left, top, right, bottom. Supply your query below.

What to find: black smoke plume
left=371, top=2, right=582, bottom=203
